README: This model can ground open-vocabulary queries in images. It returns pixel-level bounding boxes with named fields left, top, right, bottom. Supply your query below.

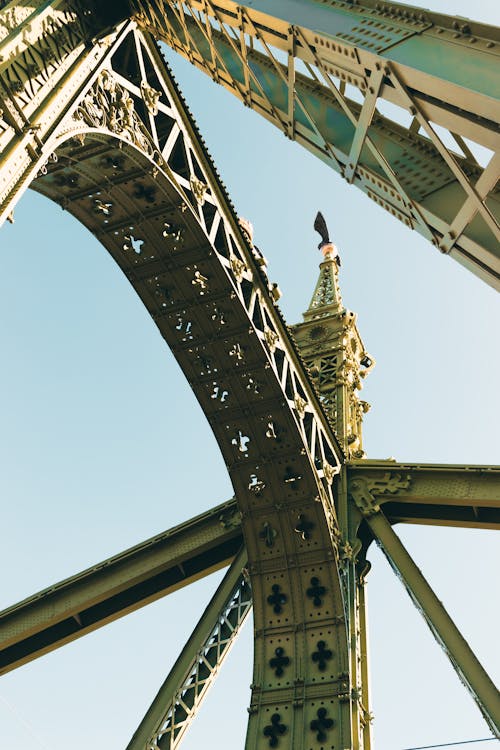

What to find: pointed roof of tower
left=303, top=243, right=344, bottom=321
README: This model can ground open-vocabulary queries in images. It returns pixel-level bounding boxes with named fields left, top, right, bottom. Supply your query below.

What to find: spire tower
left=292, top=234, right=374, bottom=458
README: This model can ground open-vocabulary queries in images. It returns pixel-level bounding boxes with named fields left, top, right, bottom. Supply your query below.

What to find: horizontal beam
left=347, top=461, right=500, bottom=529
left=0, top=499, right=243, bottom=675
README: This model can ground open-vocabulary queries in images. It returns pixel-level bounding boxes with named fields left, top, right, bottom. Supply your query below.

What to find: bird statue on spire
left=314, top=211, right=341, bottom=265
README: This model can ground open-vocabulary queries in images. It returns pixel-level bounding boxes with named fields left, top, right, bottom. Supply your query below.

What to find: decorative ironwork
left=267, top=584, right=287, bottom=614
left=312, top=641, right=333, bottom=671
left=269, top=647, right=290, bottom=677
left=190, top=176, right=208, bottom=204
left=263, top=713, right=287, bottom=747
left=310, top=707, right=334, bottom=742
left=140, top=80, right=160, bottom=114
left=307, top=577, right=326, bottom=607
left=1, top=10, right=497, bottom=750
left=74, top=70, right=158, bottom=160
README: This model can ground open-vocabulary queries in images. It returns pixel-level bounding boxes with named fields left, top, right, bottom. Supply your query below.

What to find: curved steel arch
left=0, top=4, right=499, bottom=749
left=27, top=24, right=357, bottom=749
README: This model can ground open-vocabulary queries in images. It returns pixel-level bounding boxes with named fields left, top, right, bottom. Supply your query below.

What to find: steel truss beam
left=0, top=499, right=242, bottom=675
left=127, top=547, right=251, bottom=750
left=347, top=461, right=500, bottom=530
left=364, top=510, right=500, bottom=737
left=129, top=0, right=500, bottom=287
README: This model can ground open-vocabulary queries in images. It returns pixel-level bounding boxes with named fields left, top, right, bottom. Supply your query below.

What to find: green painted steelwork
left=130, top=0, right=500, bottom=287
left=347, top=461, right=500, bottom=529
left=127, top=548, right=250, bottom=750
left=364, top=509, right=500, bottom=736
left=0, top=498, right=242, bottom=675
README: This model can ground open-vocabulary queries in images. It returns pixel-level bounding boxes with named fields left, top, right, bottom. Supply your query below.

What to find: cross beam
left=3, top=462, right=496, bottom=677
left=0, top=499, right=242, bottom=675
left=347, top=462, right=500, bottom=530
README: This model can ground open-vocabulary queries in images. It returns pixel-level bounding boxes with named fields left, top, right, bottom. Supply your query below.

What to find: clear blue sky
left=0, top=1, right=498, bottom=749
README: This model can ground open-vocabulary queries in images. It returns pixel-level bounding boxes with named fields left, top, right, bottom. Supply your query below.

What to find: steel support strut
left=0, top=499, right=242, bottom=675
left=367, top=512, right=500, bottom=735
left=127, top=547, right=251, bottom=750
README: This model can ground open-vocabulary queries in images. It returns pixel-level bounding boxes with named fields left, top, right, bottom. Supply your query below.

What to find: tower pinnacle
left=292, top=222, right=374, bottom=458
left=305, top=241, right=343, bottom=319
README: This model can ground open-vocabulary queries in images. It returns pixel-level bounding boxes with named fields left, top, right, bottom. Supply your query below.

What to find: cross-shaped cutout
left=266, top=421, right=277, bottom=439
left=312, top=640, right=333, bottom=671
left=263, top=713, right=286, bottom=747
left=248, top=474, right=266, bottom=494
left=267, top=584, right=287, bottom=614
left=192, top=269, right=208, bottom=292
left=211, top=308, right=226, bottom=326
left=211, top=384, right=228, bottom=402
left=123, top=235, right=143, bottom=254
left=133, top=182, right=156, bottom=203
left=306, top=576, right=326, bottom=607
left=259, top=521, right=277, bottom=548
left=310, top=707, right=334, bottom=742
left=229, top=343, right=244, bottom=361
left=101, top=154, right=125, bottom=171
left=294, top=514, right=314, bottom=540
left=269, top=647, right=290, bottom=677
left=162, top=222, right=183, bottom=244
left=232, top=430, right=250, bottom=453
left=245, top=376, right=261, bottom=395
left=94, top=198, right=112, bottom=216
left=284, top=466, right=302, bottom=484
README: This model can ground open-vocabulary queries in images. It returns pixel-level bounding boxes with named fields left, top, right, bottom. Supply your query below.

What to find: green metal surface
left=364, top=509, right=500, bottom=736
left=130, top=0, right=500, bottom=287
left=0, top=498, right=242, bottom=675
left=0, top=3, right=499, bottom=746
left=348, top=461, right=500, bottom=529
left=127, top=548, right=250, bottom=750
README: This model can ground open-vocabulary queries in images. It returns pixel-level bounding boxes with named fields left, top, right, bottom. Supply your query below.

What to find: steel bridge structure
left=0, top=1, right=498, bottom=749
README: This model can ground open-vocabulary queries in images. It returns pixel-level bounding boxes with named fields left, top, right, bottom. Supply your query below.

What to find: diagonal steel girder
left=127, top=0, right=500, bottom=288
left=127, top=547, right=251, bottom=750
left=347, top=473, right=500, bottom=736
left=362, top=509, right=500, bottom=737
left=0, top=499, right=243, bottom=675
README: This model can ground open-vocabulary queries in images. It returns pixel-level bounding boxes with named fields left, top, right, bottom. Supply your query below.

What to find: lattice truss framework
left=129, top=549, right=252, bottom=750
left=130, top=0, right=500, bottom=289
left=0, top=2, right=499, bottom=749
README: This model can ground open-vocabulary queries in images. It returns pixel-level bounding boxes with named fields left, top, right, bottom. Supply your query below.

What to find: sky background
left=0, top=0, right=499, bottom=749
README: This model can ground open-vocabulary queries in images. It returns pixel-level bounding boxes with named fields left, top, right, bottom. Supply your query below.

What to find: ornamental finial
left=314, top=211, right=341, bottom=265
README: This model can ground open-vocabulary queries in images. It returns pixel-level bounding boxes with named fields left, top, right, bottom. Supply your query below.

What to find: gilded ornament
left=322, top=460, right=335, bottom=484
left=230, top=254, right=246, bottom=281
left=264, top=327, right=279, bottom=352
left=294, top=394, right=307, bottom=418
left=140, top=81, right=160, bottom=115
left=190, top=176, right=207, bottom=205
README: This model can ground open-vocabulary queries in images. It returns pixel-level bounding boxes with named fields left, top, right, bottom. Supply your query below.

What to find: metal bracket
left=348, top=472, right=411, bottom=517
